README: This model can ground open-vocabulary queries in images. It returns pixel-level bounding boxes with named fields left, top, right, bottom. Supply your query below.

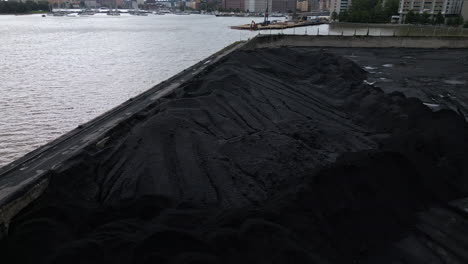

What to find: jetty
left=231, top=20, right=327, bottom=30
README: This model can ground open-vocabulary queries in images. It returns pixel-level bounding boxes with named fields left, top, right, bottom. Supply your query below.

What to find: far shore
left=0, top=11, right=48, bottom=16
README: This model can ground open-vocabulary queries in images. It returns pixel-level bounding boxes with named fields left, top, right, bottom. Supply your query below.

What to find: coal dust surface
left=2, top=47, right=468, bottom=264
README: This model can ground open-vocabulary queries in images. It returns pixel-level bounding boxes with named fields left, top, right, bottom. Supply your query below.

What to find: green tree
left=435, top=11, right=444, bottom=25
left=340, top=0, right=399, bottom=23
left=349, top=10, right=367, bottom=22
left=339, top=10, right=349, bottom=22
left=420, top=11, right=430, bottom=24
left=331, top=11, right=338, bottom=21
left=446, top=17, right=454, bottom=26
left=38, top=1, right=50, bottom=11
left=372, top=7, right=387, bottom=23
left=383, top=0, right=399, bottom=16
left=413, top=13, right=421, bottom=24
left=445, top=16, right=463, bottom=26
left=405, top=10, right=415, bottom=24
left=0, top=1, right=51, bottom=13
left=25, top=1, right=38, bottom=12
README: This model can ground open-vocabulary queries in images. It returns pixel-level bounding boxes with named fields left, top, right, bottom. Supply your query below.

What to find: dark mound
left=2, top=47, right=468, bottom=264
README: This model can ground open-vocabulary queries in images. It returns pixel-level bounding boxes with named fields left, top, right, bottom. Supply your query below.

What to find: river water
left=3, top=14, right=467, bottom=168
left=0, top=14, right=331, bottom=167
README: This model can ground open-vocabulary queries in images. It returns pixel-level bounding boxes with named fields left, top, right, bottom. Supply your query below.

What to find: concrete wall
left=243, top=34, right=468, bottom=49
left=462, top=0, right=468, bottom=22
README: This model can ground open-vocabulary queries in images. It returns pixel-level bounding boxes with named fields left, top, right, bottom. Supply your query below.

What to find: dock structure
left=231, top=21, right=327, bottom=30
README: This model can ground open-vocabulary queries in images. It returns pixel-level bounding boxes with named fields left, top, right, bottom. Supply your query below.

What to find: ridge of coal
left=2, top=47, right=467, bottom=264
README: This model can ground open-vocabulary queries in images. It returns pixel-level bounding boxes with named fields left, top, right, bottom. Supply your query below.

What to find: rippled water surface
left=0, top=14, right=331, bottom=167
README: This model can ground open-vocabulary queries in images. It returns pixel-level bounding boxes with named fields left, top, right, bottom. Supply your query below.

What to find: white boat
left=98, top=7, right=110, bottom=13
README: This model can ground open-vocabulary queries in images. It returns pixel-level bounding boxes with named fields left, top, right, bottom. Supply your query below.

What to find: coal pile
left=2, top=47, right=468, bottom=264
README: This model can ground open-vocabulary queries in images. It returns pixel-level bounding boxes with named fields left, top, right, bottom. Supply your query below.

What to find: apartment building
left=244, top=0, right=272, bottom=11
left=398, top=0, right=464, bottom=19
left=222, top=0, right=244, bottom=10
left=271, top=0, right=296, bottom=12
left=297, top=0, right=308, bottom=11
left=330, top=0, right=351, bottom=14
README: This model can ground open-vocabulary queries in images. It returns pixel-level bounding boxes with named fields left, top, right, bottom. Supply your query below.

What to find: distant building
left=146, top=0, right=171, bottom=9
left=398, top=0, right=464, bottom=21
left=4, top=0, right=39, bottom=2
left=221, top=0, right=244, bottom=10
left=297, top=0, right=308, bottom=11
left=49, top=0, right=83, bottom=7
left=319, top=0, right=329, bottom=10
left=149, top=0, right=172, bottom=8
left=244, top=0, right=255, bottom=11
left=97, top=0, right=124, bottom=7
left=158, top=1, right=172, bottom=7
left=245, top=0, right=272, bottom=12
left=185, top=0, right=197, bottom=8
left=271, top=0, right=296, bottom=12
left=330, top=0, right=351, bottom=14
left=308, top=0, right=319, bottom=10
left=84, top=0, right=97, bottom=7
left=460, top=0, right=468, bottom=20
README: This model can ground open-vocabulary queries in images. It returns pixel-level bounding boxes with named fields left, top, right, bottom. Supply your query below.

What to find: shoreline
left=0, top=12, right=48, bottom=16
left=0, top=40, right=247, bottom=239
left=231, top=21, right=328, bottom=30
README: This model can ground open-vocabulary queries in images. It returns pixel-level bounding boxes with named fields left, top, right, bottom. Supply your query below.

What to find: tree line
left=0, top=1, right=50, bottom=14
left=405, top=10, right=464, bottom=26
left=330, top=0, right=466, bottom=27
left=331, top=0, right=400, bottom=23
